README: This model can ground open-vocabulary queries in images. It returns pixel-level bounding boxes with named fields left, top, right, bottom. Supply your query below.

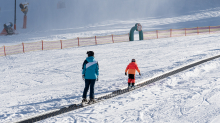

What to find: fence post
left=185, top=28, right=186, bottom=36
left=22, top=42, right=25, bottom=53
left=95, top=36, right=97, bottom=45
left=4, top=45, right=6, bottom=56
left=170, top=29, right=172, bottom=37
left=77, top=37, right=79, bottom=46
left=209, top=26, right=210, bottom=34
left=156, top=30, right=158, bottom=39
left=42, top=40, right=43, bottom=50
left=197, top=27, right=199, bottom=35
left=112, top=34, right=114, bottom=43
left=60, top=40, right=62, bottom=49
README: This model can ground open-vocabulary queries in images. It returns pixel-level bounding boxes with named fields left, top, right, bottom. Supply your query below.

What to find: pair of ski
left=81, top=100, right=97, bottom=107
left=127, top=85, right=140, bottom=90
left=80, top=86, right=140, bottom=107
left=128, top=86, right=136, bottom=90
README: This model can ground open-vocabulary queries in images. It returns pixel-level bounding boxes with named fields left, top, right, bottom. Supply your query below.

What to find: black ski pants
left=82, top=79, right=96, bottom=99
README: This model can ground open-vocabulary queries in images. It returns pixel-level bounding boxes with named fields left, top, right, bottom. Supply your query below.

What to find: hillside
left=0, top=0, right=220, bottom=123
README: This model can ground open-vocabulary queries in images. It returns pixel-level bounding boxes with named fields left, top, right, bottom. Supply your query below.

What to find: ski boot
left=88, top=99, right=96, bottom=104
left=82, top=98, right=88, bottom=103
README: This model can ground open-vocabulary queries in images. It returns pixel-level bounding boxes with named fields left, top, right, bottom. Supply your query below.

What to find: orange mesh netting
left=1, top=25, right=220, bottom=56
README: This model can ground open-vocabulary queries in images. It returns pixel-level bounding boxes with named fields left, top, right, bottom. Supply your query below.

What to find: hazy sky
left=0, top=0, right=220, bottom=31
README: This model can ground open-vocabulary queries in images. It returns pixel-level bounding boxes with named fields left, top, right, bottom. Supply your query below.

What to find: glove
left=139, top=73, right=141, bottom=76
left=125, top=72, right=127, bottom=76
left=96, top=76, right=99, bottom=81
left=82, top=75, right=85, bottom=81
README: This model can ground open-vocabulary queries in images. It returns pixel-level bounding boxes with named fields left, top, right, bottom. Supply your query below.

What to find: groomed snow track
left=15, top=54, right=220, bottom=123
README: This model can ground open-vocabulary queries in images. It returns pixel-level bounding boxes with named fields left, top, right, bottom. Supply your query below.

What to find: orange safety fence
left=0, top=46, right=5, bottom=56
left=143, top=26, right=220, bottom=40
left=78, top=37, right=97, bottom=46
left=62, top=38, right=79, bottom=49
left=5, top=44, right=23, bottom=56
left=1, top=25, right=220, bottom=57
left=23, top=41, right=42, bottom=52
left=97, top=35, right=114, bottom=45
left=43, top=40, right=61, bottom=50
left=113, top=34, right=129, bottom=43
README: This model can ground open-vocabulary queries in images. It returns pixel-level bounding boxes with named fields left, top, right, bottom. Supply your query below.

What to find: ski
left=81, top=99, right=97, bottom=107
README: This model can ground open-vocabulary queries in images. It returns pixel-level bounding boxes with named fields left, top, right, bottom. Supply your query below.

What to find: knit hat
left=131, top=59, right=136, bottom=62
left=87, top=51, right=94, bottom=56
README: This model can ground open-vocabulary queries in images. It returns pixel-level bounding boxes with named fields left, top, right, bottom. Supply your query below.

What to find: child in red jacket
left=125, top=59, right=141, bottom=88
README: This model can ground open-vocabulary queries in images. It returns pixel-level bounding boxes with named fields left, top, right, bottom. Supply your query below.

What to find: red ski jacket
left=125, top=62, right=140, bottom=75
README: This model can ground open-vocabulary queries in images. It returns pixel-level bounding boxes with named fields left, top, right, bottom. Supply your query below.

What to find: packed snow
left=1, top=0, right=220, bottom=123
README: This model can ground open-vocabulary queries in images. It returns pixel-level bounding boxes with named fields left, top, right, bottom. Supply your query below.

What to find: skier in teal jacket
left=82, top=51, right=99, bottom=104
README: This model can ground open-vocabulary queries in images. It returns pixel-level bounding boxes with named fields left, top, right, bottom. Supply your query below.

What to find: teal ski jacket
left=82, top=56, right=99, bottom=79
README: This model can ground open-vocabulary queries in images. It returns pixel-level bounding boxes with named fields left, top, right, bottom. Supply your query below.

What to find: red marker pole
left=23, top=15, right=27, bottom=29
left=22, top=42, right=25, bottom=53
left=60, top=40, right=62, bottom=49
left=4, top=46, right=6, bottom=56
left=95, top=36, right=97, bottom=45
left=42, top=40, right=43, bottom=50
left=112, top=34, right=114, bottom=43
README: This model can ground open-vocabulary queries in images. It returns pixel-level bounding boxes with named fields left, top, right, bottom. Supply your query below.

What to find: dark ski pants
left=128, top=74, right=135, bottom=83
left=128, top=74, right=135, bottom=87
left=82, top=79, right=96, bottom=99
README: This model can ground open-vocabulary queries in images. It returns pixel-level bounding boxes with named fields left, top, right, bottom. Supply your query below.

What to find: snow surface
left=1, top=0, right=220, bottom=123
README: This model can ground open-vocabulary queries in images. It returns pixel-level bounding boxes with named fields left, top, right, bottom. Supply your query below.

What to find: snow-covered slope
left=0, top=0, right=220, bottom=123
left=0, top=33, right=220, bottom=123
